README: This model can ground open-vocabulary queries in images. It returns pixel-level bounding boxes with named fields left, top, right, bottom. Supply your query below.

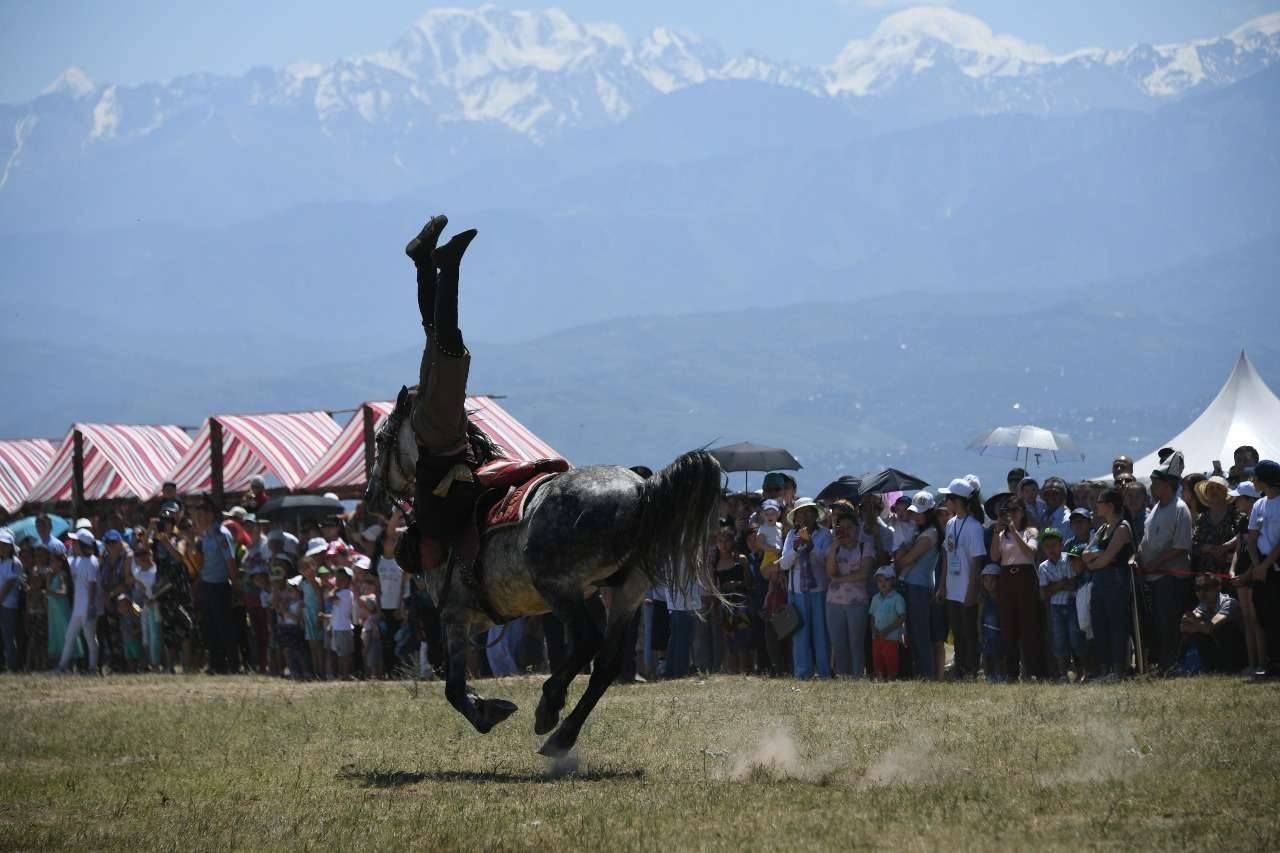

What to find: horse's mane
left=465, top=414, right=505, bottom=465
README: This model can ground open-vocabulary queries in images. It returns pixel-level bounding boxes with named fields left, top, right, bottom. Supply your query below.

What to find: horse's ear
left=396, top=385, right=411, bottom=409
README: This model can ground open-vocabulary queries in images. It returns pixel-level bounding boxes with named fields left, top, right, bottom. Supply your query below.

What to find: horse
left=367, top=391, right=723, bottom=758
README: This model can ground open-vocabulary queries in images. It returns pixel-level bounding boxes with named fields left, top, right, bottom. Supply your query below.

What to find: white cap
left=224, top=506, right=247, bottom=521
left=938, top=478, right=975, bottom=499
left=286, top=575, right=304, bottom=587
left=1230, top=482, right=1261, bottom=500
left=908, top=491, right=936, bottom=514
left=74, top=529, right=96, bottom=546
left=75, top=518, right=93, bottom=531
left=963, top=474, right=982, bottom=493
left=981, top=563, right=1002, bottom=577
left=0, top=528, right=14, bottom=546
left=352, top=554, right=371, bottom=572
left=322, top=492, right=340, bottom=502
left=874, top=565, right=896, bottom=580
left=304, top=537, right=328, bottom=557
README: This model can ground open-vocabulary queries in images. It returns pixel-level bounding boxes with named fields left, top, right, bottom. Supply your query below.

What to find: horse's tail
left=633, top=450, right=724, bottom=599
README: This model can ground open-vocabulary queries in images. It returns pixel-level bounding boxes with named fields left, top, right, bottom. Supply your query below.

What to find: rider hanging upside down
left=403, top=215, right=501, bottom=574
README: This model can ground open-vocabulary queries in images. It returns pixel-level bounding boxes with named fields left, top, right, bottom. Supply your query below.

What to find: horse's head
left=366, top=386, right=420, bottom=512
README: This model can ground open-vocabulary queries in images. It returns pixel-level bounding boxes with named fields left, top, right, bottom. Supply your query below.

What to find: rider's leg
left=409, top=228, right=478, bottom=455
left=406, top=215, right=448, bottom=334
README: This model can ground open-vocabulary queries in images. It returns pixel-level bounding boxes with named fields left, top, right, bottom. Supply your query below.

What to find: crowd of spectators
left=1, top=445, right=1277, bottom=685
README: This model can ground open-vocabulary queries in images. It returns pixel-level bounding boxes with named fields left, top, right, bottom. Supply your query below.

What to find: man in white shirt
left=939, top=478, right=987, bottom=678
left=1246, top=460, right=1280, bottom=674
left=57, top=530, right=101, bottom=673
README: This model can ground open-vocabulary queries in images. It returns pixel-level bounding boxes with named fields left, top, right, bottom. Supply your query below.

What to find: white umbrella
left=967, top=425, right=1085, bottom=467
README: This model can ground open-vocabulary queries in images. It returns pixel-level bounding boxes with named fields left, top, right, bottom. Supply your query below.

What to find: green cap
left=1041, top=528, right=1064, bottom=542
left=1066, top=544, right=1087, bottom=559
left=317, top=565, right=332, bottom=575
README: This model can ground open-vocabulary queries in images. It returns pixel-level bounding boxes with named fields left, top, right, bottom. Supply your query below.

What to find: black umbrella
left=256, top=494, right=345, bottom=528
left=816, top=476, right=862, bottom=503
left=857, top=467, right=929, bottom=495
left=708, top=442, right=802, bottom=492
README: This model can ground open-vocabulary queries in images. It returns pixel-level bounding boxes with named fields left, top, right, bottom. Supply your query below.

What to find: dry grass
left=1, top=673, right=1278, bottom=851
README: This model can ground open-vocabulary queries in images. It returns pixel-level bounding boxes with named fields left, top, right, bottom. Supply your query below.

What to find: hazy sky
left=1, top=0, right=1274, bottom=103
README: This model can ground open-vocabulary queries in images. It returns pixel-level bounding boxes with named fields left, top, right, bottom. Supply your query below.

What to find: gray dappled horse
left=368, top=402, right=723, bottom=758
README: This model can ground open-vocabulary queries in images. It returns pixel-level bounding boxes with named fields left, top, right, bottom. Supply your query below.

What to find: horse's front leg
left=443, top=618, right=517, bottom=734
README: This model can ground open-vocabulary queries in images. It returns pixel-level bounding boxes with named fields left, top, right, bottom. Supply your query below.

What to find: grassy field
left=1, top=673, right=1278, bottom=851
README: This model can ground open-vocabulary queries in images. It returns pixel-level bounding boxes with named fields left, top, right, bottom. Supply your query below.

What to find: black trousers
left=199, top=581, right=238, bottom=674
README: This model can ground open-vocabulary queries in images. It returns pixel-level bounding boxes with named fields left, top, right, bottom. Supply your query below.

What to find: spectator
left=1040, top=532, right=1085, bottom=681
left=778, top=498, right=833, bottom=680
left=327, top=566, right=356, bottom=679
left=1246, top=460, right=1280, bottom=675
left=360, top=593, right=384, bottom=678
left=994, top=498, right=1043, bottom=680
left=97, top=529, right=133, bottom=672
left=1179, top=574, right=1245, bottom=674
left=663, top=580, right=701, bottom=679
left=1017, top=478, right=1048, bottom=529
left=1082, top=489, right=1135, bottom=681
left=1042, top=478, right=1071, bottom=541
left=0, top=529, right=21, bottom=671
left=130, top=543, right=163, bottom=671
left=1193, top=476, right=1237, bottom=576
left=869, top=565, right=906, bottom=680
left=300, top=542, right=327, bottom=677
left=1140, top=456, right=1195, bottom=673
left=1228, top=483, right=1265, bottom=675
left=371, top=514, right=408, bottom=676
left=1111, top=455, right=1134, bottom=486
left=115, top=594, right=143, bottom=672
left=150, top=504, right=194, bottom=672
left=1123, top=480, right=1149, bottom=544
left=711, top=525, right=753, bottom=674
left=1228, top=445, right=1259, bottom=487
left=194, top=496, right=239, bottom=674
left=939, top=478, right=986, bottom=679
left=1006, top=468, right=1028, bottom=495
left=895, top=491, right=943, bottom=680
left=979, top=564, right=1004, bottom=683
left=825, top=502, right=872, bottom=678
left=245, top=476, right=270, bottom=512
left=889, top=495, right=915, bottom=551
left=46, top=542, right=74, bottom=666
left=24, top=540, right=50, bottom=672
left=1065, top=508, right=1093, bottom=552
left=56, top=530, right=100, bottom=674
left=278, top=577, right=310, bottom=679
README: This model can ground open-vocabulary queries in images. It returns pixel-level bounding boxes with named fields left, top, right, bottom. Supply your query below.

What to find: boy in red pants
left=869, top=566, right=907, bottom=680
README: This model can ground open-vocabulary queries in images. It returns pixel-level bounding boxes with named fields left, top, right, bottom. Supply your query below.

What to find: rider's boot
left=431, top=229, right=477, bottom=357
left=406, top=215, right=448, bottom=333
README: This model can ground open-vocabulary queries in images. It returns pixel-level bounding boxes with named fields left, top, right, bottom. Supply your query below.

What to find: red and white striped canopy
left=25, top=424, right=192, bottom=505
left=162, top=411, right=341, bottom=498
left=297, top=396, right=565, bottom=492
left=297, top=402, right=395, bottom=491
left=0, top=439, right=58, bottom=513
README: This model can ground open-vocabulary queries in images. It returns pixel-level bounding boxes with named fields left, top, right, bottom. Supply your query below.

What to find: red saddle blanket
left=475, top=458, right=569, bottom=532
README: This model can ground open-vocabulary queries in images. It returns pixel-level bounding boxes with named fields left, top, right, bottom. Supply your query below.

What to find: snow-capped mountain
left=826, top=7, right=1280, bottom=119
left=1, top=5, right=1277, bottom=230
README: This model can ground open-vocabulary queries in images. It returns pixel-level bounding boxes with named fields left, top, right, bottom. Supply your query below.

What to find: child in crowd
left=1038, top=531, right=1085, bottom=681
left=756, top=499, right=784, bottom=558
left=267, top=561, right=290, bottom=676
left=115, top=594, right=144, bottom=672
left=299, top=555, right=325, bottom=678
left=980, top=563, right=1004, bottom=683
left=278, top=577, right=310, bottom=680
left=868, top=566, right=906, bottom=680
left=360, top=593, right=383, bottom=678
left=326, top=567, right=355, bottom=679
left=131, top=544, right=163, bottom=671
left=250, top=567, right=272, bottom=673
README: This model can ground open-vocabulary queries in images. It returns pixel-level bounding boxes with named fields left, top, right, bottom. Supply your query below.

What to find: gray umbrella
left=708, top=442, right=802, bottom=492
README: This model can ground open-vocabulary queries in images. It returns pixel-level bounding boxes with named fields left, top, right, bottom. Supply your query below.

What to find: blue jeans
left=790, top=590, right=830, bottom=680
left=904, top=584, right=935, bottom=679
left=0, top=606, right=18, bottom=672
left=1049, top=602, right=1085, bottom=660
left=141, top=606, right=163, bottom=668
left=1089, top=568, right=1131, bottom=674
left=666, top=610, right=695, bottom=678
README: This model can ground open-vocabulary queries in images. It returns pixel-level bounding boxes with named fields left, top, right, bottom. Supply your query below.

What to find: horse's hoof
left=533, top=701, right=560, bottom=736
left=473, top=698, right=518, bottom=734
left=537, top=731, right=575, bottom=759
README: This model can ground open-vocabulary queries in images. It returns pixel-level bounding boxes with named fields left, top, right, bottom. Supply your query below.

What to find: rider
left=403, top=215, right=498, bottom=574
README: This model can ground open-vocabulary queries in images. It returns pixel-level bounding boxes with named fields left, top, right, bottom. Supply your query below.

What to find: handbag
left=770, top=602, right=803, bottom=640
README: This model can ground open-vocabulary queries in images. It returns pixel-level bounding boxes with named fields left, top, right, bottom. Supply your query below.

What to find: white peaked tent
left=1120, top=351, right=1280, bottom=480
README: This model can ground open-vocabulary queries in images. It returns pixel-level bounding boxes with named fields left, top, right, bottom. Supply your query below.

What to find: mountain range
left=1, top=6, right=1277, bottom=229
left=2, top=5, right=1278, bottom=489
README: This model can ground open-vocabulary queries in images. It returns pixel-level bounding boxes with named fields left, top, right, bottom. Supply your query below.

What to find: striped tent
left=162, top=411, right=341, bottom=498
left=298, top=396, right=565, bottom=492
left=0, top=439, right=58, bottom=513
left=25, top=424, right=192, bottom=505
